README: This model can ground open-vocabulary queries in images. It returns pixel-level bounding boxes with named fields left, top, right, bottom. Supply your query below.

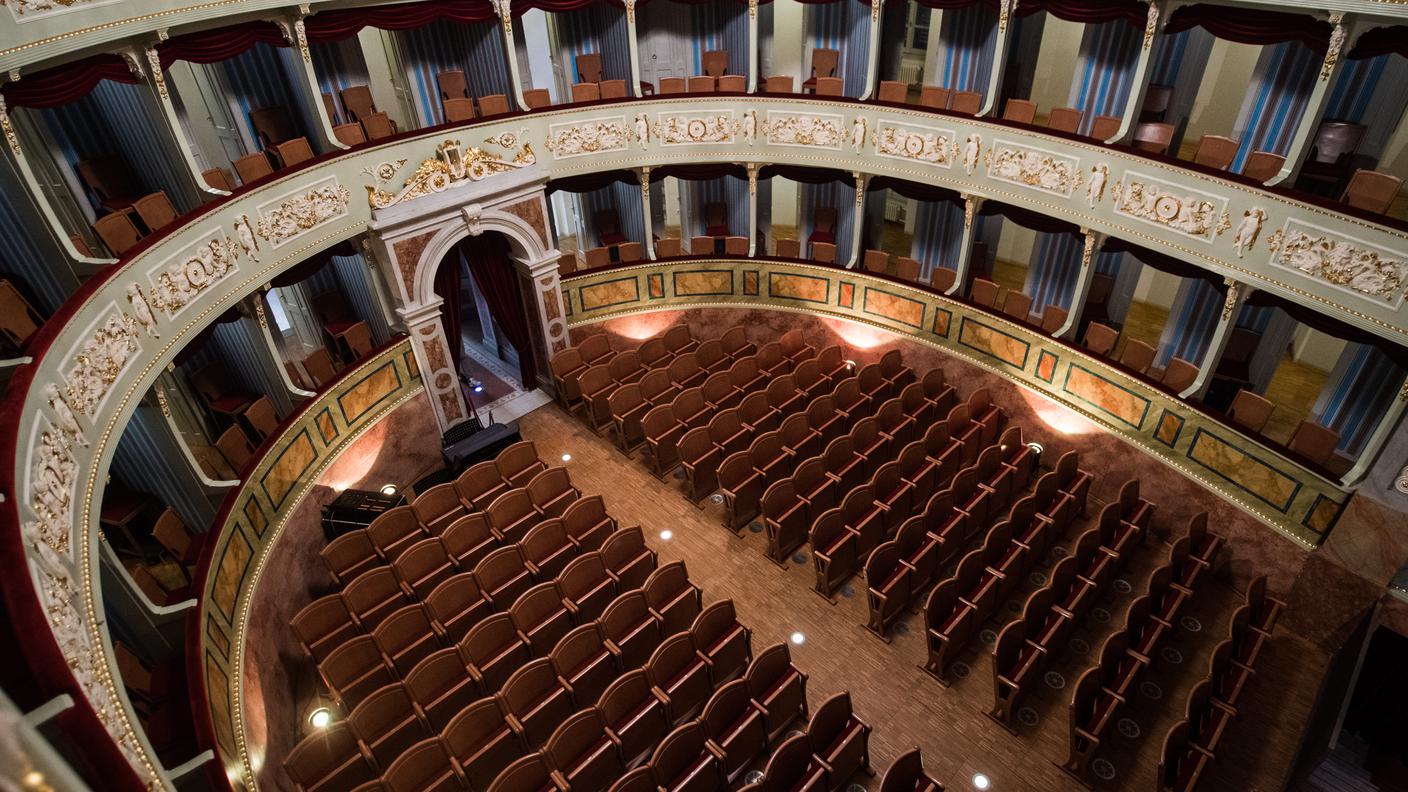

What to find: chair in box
left=1341, top=169, right=1403, bottom=215
left=1133, top=122, right=1174, bottom=154
left=776, top=238, right=802, bottom=258
left=896, top=256, right=921, bottom=282
left=659, top=76, right=688, bottom=94
left=718, top=74, right=746, bottom=92
left=919, top=85, right=950, bottom=109
left=863, top=248, right=889, bottom=273
left=812, top=242, right=837, bottom=264
left=339, top=86, right=380, bottom=125
left=1120, top=339, right=1156, bottom=374
left=443, top=98, right=475, bottom=123
left=765, top=75, right=795, bottom=93
left=134, top=191, right=177, bottom=232
left=1090, top=114, right=1121, bottom=141
left=1002, top=291, right=1033, bottom=323
left=479, top=94, right=511, bottom=116
left=334, top=122, right=368, bottom=146
left=234, top=152, right=275, bottom=184
left=1045, top=106, right=1083, bottom=134
left=576, top=53, right=604, bottom=83
left=878, top=80, right=908, bottom=103
left=1003, top=98, right=1037, bottom=124
left=1242, top=150, right=1285, bottom=182
left=275, top=137, right=315, bottom=169
left=970, top=278, right=1001, bottom=309
left=1288, top=420, right=1339, bottom=467
left=1082, top=322, right=1119, bottom=357
left=251, top=105, right=302, bottom=149
left=438, top=70, right=469, bottom=101
left=600, top=79, right=628, bottom=99
left=523, top=88, right=551, bottom=109
left=571, top=82, right=601, bottom=103
left=202, top=167, right=235, bottom=192
left=655, top=236, right=682, bottom=257
left=930, top=266, right=957, bottom=293
left=1228, top=389, right=1272, bottom=433
left=702, top=50, right=729, bottom=77
left=1192, top=134, right=1239, bottom=171
left=76, top=156, right=141, bottom=211
left=949, top=90, right=982, bottom=115
left=94, top=212, right=144, bottom=256
left=804, top=48, right=840, bottom=94
left=815, top=76, right=843, bottom=96
left=1298, top=121, right=1366, bottom=195
left=688, top=75, right=716, bottom=93
left=619, top=240, right=644, bottom=262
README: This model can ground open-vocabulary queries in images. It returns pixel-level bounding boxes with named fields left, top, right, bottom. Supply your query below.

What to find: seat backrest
left=775, top=238, right=801, bottom=258
left=152, top=507, right=190, bottom=558
left=202, top=167, right=235, bottom=192
left=1120, top=339, right=1155, bottom=374
left=1310, top=121, right=1366, bottom=164
left=1161, top=357, right=1198, bottom=392
left=76, top=155, right=137, bottom=205
left=1288, top=420, right=1339, bottom=466
left=950, top=90, right=981, bottom=115
left=1090, top=114, right=1121, bottom=141
left=687, top=75, right=716, bottom=93
left=1003, top=98, right=1037, bottom=124
left=659, top=76, right=687, bottom=94
left=811, top=48, right=839, bottom=77
left=1002, top=291, right=1033, bottom=322
left=765, top=75, right=794, bottom=93
left=1241, top=150, right=1285, bottom=182
left=438, top=70, right=468, bottom=100
left=94, top=212, right=143, bottom=256
left=571, top=82, right=601, bottom=103
left=576, top=53, right=604, bottom=83
left=702, top=49, right=729, bottom=77
left=1082, top=322, right=1119, bottom=356
left=878, top=80, right=908, bottom=103
left=1228, top=389, right=1273, bottom=433
left=1046, top=106, right=1083, bottom=134
left=233, top=152, right=275, bottom=184
left=895, top=256, right=920, bottom=282
left=249, top=105, right=298, bottom=146
left=1341, top=169, right=1403, bottom=215
left=919, top=85, right=950, bottom=109
left=340, top=85, right=378, bottom=121
left=334, top=122, right=368, bottom=146
left=523, top=88, right=552, bottom=109
left=276, top=137, right=315, bottom=168
left=134, top=191, right=177, bottom=232
left=1132, top=122, right=1175, bottom=154
left=1040, top=304, right=1068, bottom=334
left=815, top=76, right=843, bottom=96
left=1193, top=134, right=1239, bottom=171
left=863, top=248, right=889, bottom=273
left=970, top=278, right=1000, bottom=308
left=479, top=94, right=511, bottom=116
left=443, top=98, right=475, bottom=123
left=812, top=242, right=837, bottom=263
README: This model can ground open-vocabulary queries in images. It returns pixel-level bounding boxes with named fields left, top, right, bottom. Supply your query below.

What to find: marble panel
left=259, top=429, right=318, bottom=511
left=862, top=287, right=926, bottom=329
left=578, top=276, right=641, bottom=311
left=673, top=269, right=734, bottom=297
left=1062, top=363, right=1150, bottom=430
left=957, top=317, right=1029, bottom=370
left=1186, top=429, right=1300, bottom=512
left=767, top=272, right=829, bottom=304
left=337, top=362, right=403, bottom=424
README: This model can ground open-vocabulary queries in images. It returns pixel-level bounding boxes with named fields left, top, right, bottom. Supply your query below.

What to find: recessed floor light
left=561, top=453, right=572, bottom=462
left=309, top=708, right=333, bottom=729
left=790, top=632, right=805, bottom=645
left=380, top=484, right=397, bottom=496
left=973, top=773, right=991, bottom=790
left=659, top=530, right=673, bottom=540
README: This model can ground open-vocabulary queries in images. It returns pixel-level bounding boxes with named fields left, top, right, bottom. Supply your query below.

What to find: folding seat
left=412, top=483, right=467, bottom=535
left=663, top=325, right=699, bottom=356
left=739, top=390, right=780, bottom=435
left=1116, top=478, right=1153, bottom=535
left=878, top=349, right=913, bottom=392
left=489, top=749, right=554, bottom=789
left=551, top=348, right=589, bottom=410
left=673, top=386, right=712, bottom=429
left=343, top=567, right=412, bottom=630
left=967, top=388, right=1004, bottom=445
left=814, top=345, right=849, bottom=384
left=749, top=431, right=790, bottom=484
left=865, top=541, right=911, bottom=637
left=600, top=669, right=672, bottom=767
left=460, top=612, right=533, bottom=693
left=1158, top=720, right=1210, bottom=792
left=444, top=696, right=526, bottom=790
left=602, top=589, right=665, bottom=670
left=601, top=526, right=658, bottom=590
left=560, top=552, right=619, bottom=623
left=894, top=516, right=940, bottom=594
left=518, top=520, right=573, bottom=582
left=997, top=426, right=1036, bottom=488
left=610, top=384, right=651, bottom=453
left=457, top=461, right=510, bottom=513
left=348, top=682, right=434, bottom=769
left=474, top=545, right=536, bottom=610
left=511, top=581, right=574, bottom=655
left=728, top=356, right=769, bottom=398
left=1207, top=640, right=1251, bottom=710
left=762, top=733, right=828, bottom=791
left=439, top=514, right=497, bottom=574
left=850, top=415, right=890, bottom=462
left=406, top=647, right=480, bottom=729
left=708, top=409, right=750, bottom=458
left=668, top=353, right=708, bottom=390
left=792, top=358, right=830, bottom=401
left=975, top=445, right=1015, bottom=508
left=920, top=368, right=956, bottom=416
left=690, top=599, right=751, bottom=685
left=679, top=426, right=722, bottom=503
left=1168, top=536, right=1204, bottom=595
left=1054, top=450, right=1091, bottom=516
left=743, top=643, right=808, bottom=742
left=779, top=329, right=815, bottom=364
left=695, top=338, right=730, bottom=375
left=374, top=603, right=443, bottom=676
left=870, top=462, right=915, bottom=532
left=808, top=396, right=848, bottom=447
left=284, top=722, right=377, bottom=792
left=380, top=737, right=464, bottom=792
left=640, top=367, right=681, bottom=408
left=839, top=485, right=885, bottom=558
left=579, top=365, right=619, bottom=432
left=779, top=412, right=822, bottom=461
left=856, top=363, right=889, bottom=404
left=639, top=337, right=673, bottom=370
left=832, top=379, right=871, bottom=424
left=368, top=506, right=426, bottom=563
left=322, top=529, right=382, bottom=587
left=921, top=576, right=972, bottom=683
left=544, top=708, right=624, bottom=792
left=719, top=326, right=754, bottom=359
left=699, top=679, right=767, bottom=784
left=579, top=333, right=616, bottom=367
left=394, top=537, right=456, bottom=600
left=762, top=479, right=809, bottom=566
left=646, top=632, right=714, bottom=724
left=811, top=508, right=860, bottom=598
left=562, top=495, right=617, bottom=552
left=1096, top=502, right=1138, bottom=563
left=644, top=561, right=703, bottom=635
left=527, top=467, right=579, bottom=519
left=608, top=767, right=659, bottom=792
left=1245, top=574, right=1284, bottom=635
left=878, top=749, right=941, bottom=792
left=651, top=721, right=725, bottom=792
left=898, top=381, right=931, bottom=426
left=293, top=594, right=361, bottom=665
left=487, top=489, right=541, bottom=545
left=1229, top=605, right=1266, bottom=669
left=756, top=341, right=791, bottom=378
left=766, top=374, right=806, bottom=417
left=894, top=441, right=934, bottom=499
left=552, top=622, right=621, bottom=705
left=1185, top=511, right=1223, bottom=569
left=320, top=635, right=395, bottom=711
left=719, top=451, right=765, bottom=532
left=876, top=398, right=917, bottom=450
left=609, top=349, right=645, bottom=387
left=499, top=658, right=576, bottom=747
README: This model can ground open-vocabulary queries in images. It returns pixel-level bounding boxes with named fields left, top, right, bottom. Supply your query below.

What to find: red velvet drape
left=461, top=235, right=538, bottom=388
left=1349, top=26, right=1408, bottom=60
left=436, top=252, right=465, bottom=375
left=157, top=21, right=289, bottom=69
left=306, top=0, right=498, bottom=42
left=1164, top=4, right=1331, bottom=54
left=651, top=163, right=751, bottom=182
left=547, top=169, right=640, bottom=193
left=0, top=53, right=139, bottom=108
left=868, top=176, right=962, bottom=205
left=979, top=200, right=1081, bottom=236
left=757, top=164, right=853, bottom=184
left=1021, top=0, right=1145, bottom=26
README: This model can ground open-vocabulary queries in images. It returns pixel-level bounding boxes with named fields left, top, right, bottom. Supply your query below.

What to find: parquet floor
left=517, top=402, right=1324, bottom=792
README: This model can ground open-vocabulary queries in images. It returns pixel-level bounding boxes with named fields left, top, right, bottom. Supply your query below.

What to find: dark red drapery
left=547, top=169, right=639, bottom=193
left=157, top=21, right=288, bottom=68
left=979, top=201, right=1081, bottom=236
left=1, top=53, right=139, bottom=109
left=306, top=0, right=498, bottom=42
left=436, top=252, right=465, bottom=376
left=1102, top=237, right=1226, bottom=287
left=460, top=235, right=538, bottom=388
left=757, top=164, right=853, bottom=184
left=868, top=176, right=962, bottom=204
left=651, top=163, right=750, bottom=182
left=1348, top=26, right=1408, bottom=61
left=1164, top=4, right=1331, bottom=54
left=1022, top=0, right=1145, bottom=26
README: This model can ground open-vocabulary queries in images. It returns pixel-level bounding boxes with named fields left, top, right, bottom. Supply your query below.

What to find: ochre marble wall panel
left=337, top=360, right=403, bottom=423
left=957, top=317, right=1030, bottom=370
left=260, top=430, right=316, bottom=510
left=1186, top=430, right=1300, bottom=513
left=579, top=276, right=641, bottom=311
left=1063, top=363, right=1150, bottom=431
left=767, top=272, right=830, bottom=303
left=673, top=269, right=734, bottom=297
left=862, top=286, right=926, bottom=329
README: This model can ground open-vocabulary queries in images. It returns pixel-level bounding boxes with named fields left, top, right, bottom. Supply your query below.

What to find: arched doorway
left=431, top=231, right=540, bottom=418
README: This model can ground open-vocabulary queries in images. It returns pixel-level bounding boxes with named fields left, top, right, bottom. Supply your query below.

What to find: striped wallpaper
left=396, top=19, right=513, bottom=128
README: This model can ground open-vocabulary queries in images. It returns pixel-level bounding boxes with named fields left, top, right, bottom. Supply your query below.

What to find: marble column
left=515, top=251, right=571, bottom=375
left=1183, top=277, right=1245, bottom=400
left=402, top=299, right=470, bottom=431
left=1107, top=1, right=1164, bottom=145
left=1055, top=229, right=1103, bottom=339
left=946, top=195, right=983, bottom=296
left=1267, top=15, right=1353, bottom=186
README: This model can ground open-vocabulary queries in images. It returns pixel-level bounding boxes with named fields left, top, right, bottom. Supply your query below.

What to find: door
left=638, top=3, right=692, bottom=88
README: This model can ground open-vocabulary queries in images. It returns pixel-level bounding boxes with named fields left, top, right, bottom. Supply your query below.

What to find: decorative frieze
left=1110, top=171, right=1227, bottom=242
left=144, top=233, right=238, bottom=318
left=5, top=0, right=115, bottom=19
left=761, top=111, right=843, bottom=149
left=366, top=138, right=535, bottom=209
left=257, top=178, right=352, bottom=246
left=62, top=309, right=140, bottom=418
left=545, top=117, right=631, bottom=158
left=1266, top=219, right=1408, bottom=307
left=654, top=112, right=737, bottom=145
left=985, top=139, right=1079, bottom=198
left=872, top=119, right=956, bottom=167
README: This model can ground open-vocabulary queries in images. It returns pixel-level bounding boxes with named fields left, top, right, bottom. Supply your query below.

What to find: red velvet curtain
left=157, top=21, right=289, bottom=68
left=1349, top=26, right=1408, bottom=60
left=1, top=54, right=139, bottom=108
left=512, top=0, right=626, bottom=14
left=868, top=176, right=962, bottom=204
left=979, top=201, right=1081, bottom=236
left=1164, top=4, right=1331, bottom=54
left=306, top=0, right=498, bottom=42
left=461, top=234, right=538, bottom=387
left=757, top=164, right=853, bottom=184
left=547, top=169, right=639, bottom=193
left=651, top=163, right=750, bottom=181
left=1022, top=0, right=1145, bottom=26
left=436, top=252, right=465, bottom=375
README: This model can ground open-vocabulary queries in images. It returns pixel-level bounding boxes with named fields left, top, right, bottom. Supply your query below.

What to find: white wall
left=995, top=222, right=1037, bottom=265
left=1132, top=267, right=1181, bottom=310
left=1292, top=326, right=1346, bottom=372
left=1182, top=39, right=1261, bottom=145
left=1027, top=17, right=1084, bottom=111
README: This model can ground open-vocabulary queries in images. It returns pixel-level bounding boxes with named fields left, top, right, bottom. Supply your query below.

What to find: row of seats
left=922, top=451, right=1092, bottom=683
left=550, top=326, right=702, bottom=417
left=987, top=480, right=1155, bottom=726
left=1157, top=575, right=1284, bottom=792
left=1062, top=513, right=1225, bottom=785
left=733, top=691, right=873, bottom=791
left=876, top=748, right=947, bottom=792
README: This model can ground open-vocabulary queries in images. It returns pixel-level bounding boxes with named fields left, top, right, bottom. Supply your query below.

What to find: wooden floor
left=517, top=402, right=1325, bottom=792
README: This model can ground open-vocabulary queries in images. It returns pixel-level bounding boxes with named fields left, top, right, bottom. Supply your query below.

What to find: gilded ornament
left=1112, top=173, right=1226, bottom=241
left=1232, top=208, right=1265, bottom=258
left=1321, top=19, right=1345, bottom=80
left=873, top=121, right=955, bottom=166
left=0, top=96, right=21, bottom=156
left=366, top=140, right=533, bottom=209
left=1142, top=2, right=1159, bottom=49
left=1268, top=220, right=1408, bottom=306
left=1215, top=210, right=1231, bottom=236
left=147, top=235, right=236, bottom=317
left=655, top=112, right=737, bottom=145
left=987, top=141, right=1078, bottom=197
left=761, top=112, right=842, bottom=148
left=294, top=19, right=310, bottom=63
left=998, top=0, right=1016, bottom=32
left=143, top=47, right=166, bottom=99
left=1221, top=279, right=1241, bottom=320
left=258, top=181, right=351, bottom=245
left=545, top=118, right=631, bottom=157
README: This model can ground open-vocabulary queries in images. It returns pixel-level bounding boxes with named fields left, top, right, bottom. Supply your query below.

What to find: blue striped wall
left=310, top=38, right=371, bottom=126
left=1065, top=19, right=1143, bottom=136
left=1229, top=41, right=1319, bottom=172
left=396, top=19, right=513, bottom=128
left=555, top=6, right=634, bottom=90
left=112, top=407, right=218, bottom=531
left=909, top=198, right=964, bottom=280
left=805, top=0, right=872, bottom=97
left=214, top=44, right=313, bottom=154
left=1154, top=277, right=1221, bottom=368
left=1023, top=232, right=1083, bottom=315
left=935, top=4, right=998, bottom=93
left=1312, top=344, right=1405, bottom=455
left=0, top=164, right=72, bottom=313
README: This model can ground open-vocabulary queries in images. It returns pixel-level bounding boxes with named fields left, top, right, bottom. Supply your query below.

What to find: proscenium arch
left=408, top=205, right=555, bottom=311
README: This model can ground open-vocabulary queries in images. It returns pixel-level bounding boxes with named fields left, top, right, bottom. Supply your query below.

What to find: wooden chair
left=1241, top=151, right=1285, bottom=182
left=133, top=192, right=177, bottom=233
left=201, top=167, right=234, bottom=192
left=1003, top=98, right=1037, bottom=124
left=557, top=253, right=577, bottom=278
left=717, top=75, right=746, bottom=92
left=815, top=77, right=843, bottom=97
left=702, top=50, right=729, bottom=78
left=523, top=88, right=551, bottom=109
left=930, top=267, right=956, bottom=292
left=320, top=91, right=340, bottom=125
left=765, top=76, right=794, bottom=94
left=811, top=242, right=837, bottom=264
left=76, top=156, right=141, bottom=211
left=249, top=106, right=299, bottom=149
left=970, top=278, right=1001, bottom=309
left=600, top=79, right=628, bottom=99
left=215, top=425, right=255, bottom=474
left=1298, top=121, right=1366, bottom=195
left=804, top=48, right=839, bottom=94
left=1119, top=339, right=1156, bottom=374
left=690, top=236, right=716, bottom=256
left=233, top=153, right=274, bottom=184
left=896, top=257, right=920, bottom=282
left=571, top=82, right=600, bottom=103
left=878, top=81, right=908, bottom=103
left=303, top=347, right=339, bottom=387
left=618, top=241, right=644, bottom=262
left=863, top=249, right=889, bottom=274
left=724, top=236, right=748, bottom=256
left=1047, top=106, right=1083, bottom=134
left=1161, top=357, right=1198, bottom=392
left=1288, top=421, right=1339, bottom=467
left=94, top=212, right=143, bottom=256
left=1001, top=291, right=1032, bottom=323
left=153, top=507, right=203, bottom=575
left=687, top=76, right=716, bottom=93
left=333, top=123, right=367, bottom=146
left=242, top=395, right=279, bottom=442
left=1090, top=114, right=1121, bottom=141
left=575, top=53, right=603, bottom=84
left=1140, top=84, right=1173, bottom=121
left=1228, top=389, right=1273, bottom=433
left=584, top=247, right=612, bottom=269
left=478, top=95, right=510, bottom=116
left=1341, top=169, right=1403, bottom=215
left=1082, top=322, right=1119, bottom=357
left=339, top=85, right=379, bottom=123
left=275, top=137, right=315, bottom=169
left=949, top=90, right=981, bottom=115
left=655, top=237, right=682, bottom=257
left=0, top=279, right=42, bottom=352
left=1039, top=305, right=1067, bottom=335
left=443, top=98, right=475, bottom=123
left=1133, top=122, right=1175, bottom=155
left=919, top=85, right=950, bottom=109
left=659, top=77, right=687, bottom=94
left=775, top=239, right=801, bottom=258
left=1192, top=135, right=1238, bottom=171
left=438, top=70, right=469, bottom=101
